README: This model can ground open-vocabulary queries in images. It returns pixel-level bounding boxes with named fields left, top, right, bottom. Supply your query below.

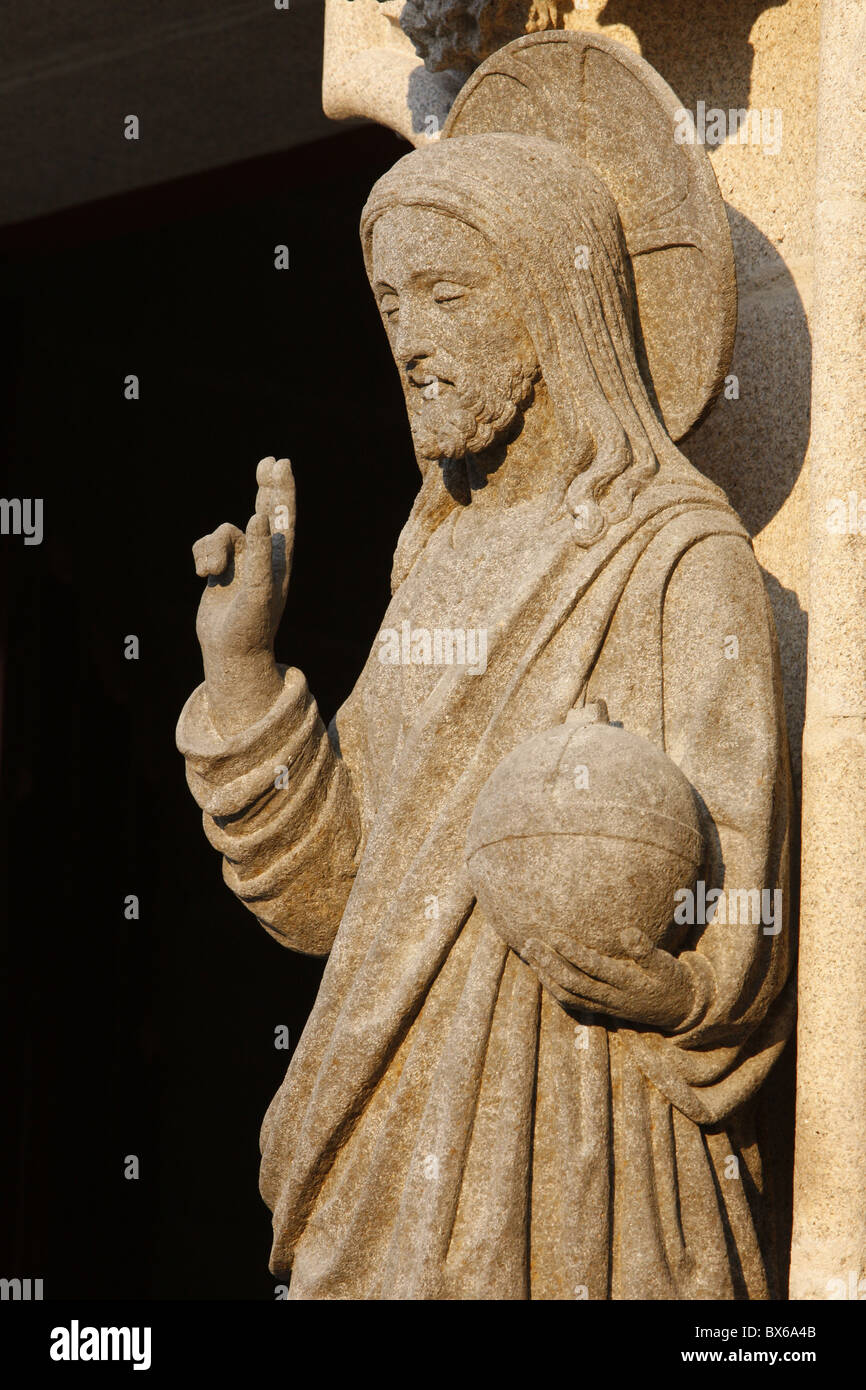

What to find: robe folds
left=177, top=462, right=794, bottom=1300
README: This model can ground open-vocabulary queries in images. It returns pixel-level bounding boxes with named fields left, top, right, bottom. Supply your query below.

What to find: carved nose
left=396, top=337, right=437, bottom=371
left=393, top=307, right=436, bottom=367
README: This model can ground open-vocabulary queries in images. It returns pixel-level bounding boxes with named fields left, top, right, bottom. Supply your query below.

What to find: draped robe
left=177, top=459, right=793, bottom=1300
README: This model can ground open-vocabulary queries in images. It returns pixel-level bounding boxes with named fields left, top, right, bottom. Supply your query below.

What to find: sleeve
left=175, top=664, right=363, bottom=956
left=621, top=531, right=795, bottom=1124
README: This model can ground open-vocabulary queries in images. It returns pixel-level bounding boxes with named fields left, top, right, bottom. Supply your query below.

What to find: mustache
left=404, top=360, right=458, bottom=393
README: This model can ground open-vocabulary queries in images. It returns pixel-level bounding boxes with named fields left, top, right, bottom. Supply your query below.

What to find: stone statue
left=177, top=34, right=793, bottom=1299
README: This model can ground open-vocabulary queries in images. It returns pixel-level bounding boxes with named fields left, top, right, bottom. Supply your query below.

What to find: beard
left=406, top=348, right=540, bottom=464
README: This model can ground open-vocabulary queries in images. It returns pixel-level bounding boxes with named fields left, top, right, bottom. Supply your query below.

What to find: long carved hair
left=360, top=133, right=721, bottom=590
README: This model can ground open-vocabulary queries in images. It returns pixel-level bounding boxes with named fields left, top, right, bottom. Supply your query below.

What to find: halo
left=442, top=31, right=737, bottom=441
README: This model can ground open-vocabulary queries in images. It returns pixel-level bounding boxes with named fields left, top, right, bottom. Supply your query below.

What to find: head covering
left=361, top=132, right=722, bottom=586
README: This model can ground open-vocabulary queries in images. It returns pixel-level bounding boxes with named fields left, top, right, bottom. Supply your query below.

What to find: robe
left=177, top=462, right=793, bottom=1300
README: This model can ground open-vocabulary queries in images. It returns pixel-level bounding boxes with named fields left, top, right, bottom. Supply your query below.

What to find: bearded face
left=370, top=205, right=540, bottom=465
left=404, top=338, right=538, bottom=462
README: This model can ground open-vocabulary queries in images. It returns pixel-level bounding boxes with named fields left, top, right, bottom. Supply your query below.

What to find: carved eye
left=432, top=282, right=467, bottom=306
left=379, top=293, right=399, bottom=318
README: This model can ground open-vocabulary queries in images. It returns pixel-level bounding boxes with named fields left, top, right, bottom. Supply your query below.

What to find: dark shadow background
left=0, top=124, right=418, bottom=1299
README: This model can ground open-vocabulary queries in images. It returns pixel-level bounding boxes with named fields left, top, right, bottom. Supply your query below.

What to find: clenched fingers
left=192, top=522, right=244, bottom=578
left=522, top=938, right=623, bottom=1013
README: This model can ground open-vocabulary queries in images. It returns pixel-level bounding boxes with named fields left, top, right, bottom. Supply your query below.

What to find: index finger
left=269, top=458, right=295, bottom=535
left=254, top=455, right=295, bottom=535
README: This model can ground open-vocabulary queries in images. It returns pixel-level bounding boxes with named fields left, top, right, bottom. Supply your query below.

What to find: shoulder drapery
left=258, top=485, right=788, bottom=1284
left=177, top=466, right=792, bottom=1297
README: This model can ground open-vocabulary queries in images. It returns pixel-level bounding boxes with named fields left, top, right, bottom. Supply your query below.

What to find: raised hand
left=192, top=457, right=296, bottom=736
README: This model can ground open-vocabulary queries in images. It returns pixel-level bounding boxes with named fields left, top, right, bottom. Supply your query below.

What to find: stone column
left=790, top=0, right=866, bottom=1301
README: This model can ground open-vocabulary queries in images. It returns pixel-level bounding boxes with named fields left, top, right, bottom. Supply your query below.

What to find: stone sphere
left=465, top=700, right=704, bottom=959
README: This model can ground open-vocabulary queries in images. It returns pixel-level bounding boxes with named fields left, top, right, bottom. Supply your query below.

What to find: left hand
left=520, top=927, right=697, bottom=1032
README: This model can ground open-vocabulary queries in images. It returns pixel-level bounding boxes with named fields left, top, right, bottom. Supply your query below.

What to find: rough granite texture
left=177, top=34, right=797, bottom=1298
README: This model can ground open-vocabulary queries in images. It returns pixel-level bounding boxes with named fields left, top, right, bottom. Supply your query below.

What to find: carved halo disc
left=442, top=30, right=737, bottom=441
